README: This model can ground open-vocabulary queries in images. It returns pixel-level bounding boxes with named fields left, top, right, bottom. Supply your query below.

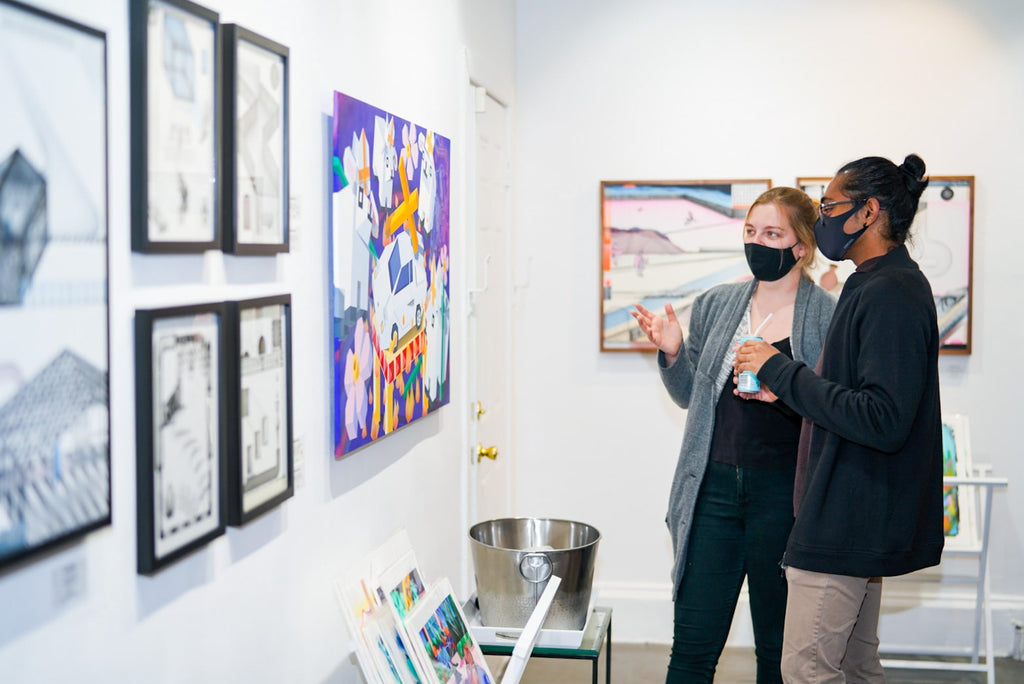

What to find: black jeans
left=666, top=459, right=795, bottom=684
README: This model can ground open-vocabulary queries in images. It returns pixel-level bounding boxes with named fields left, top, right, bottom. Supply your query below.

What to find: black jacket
left=758, top=245, right=944, bottom=577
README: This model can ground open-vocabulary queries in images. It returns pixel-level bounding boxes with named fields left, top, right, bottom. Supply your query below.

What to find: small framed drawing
left=220, top=24, right=289, bottom=254
left=135, top=303, right=227, bottom=574
left=0, top=0, right=111, bottom=571
left=600, top=179, right=771, bottom=352
left=225, top=295, right=293, bottom=525
left=799, top=175, right=974, bottom=354
left=129, top=0, right=220, bottom=253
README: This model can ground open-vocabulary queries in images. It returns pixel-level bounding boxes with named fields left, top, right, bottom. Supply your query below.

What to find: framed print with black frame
left=135, top=302, right=227, bottom=575
left=129, top=0, right=221, bottom=253
left=0, top=0, right=112, bottom=572
left=220, top=24, right=289, bottom=255
left=225, top=295, right=293, bottom=525
left=600, top=179, right=771, bottom=352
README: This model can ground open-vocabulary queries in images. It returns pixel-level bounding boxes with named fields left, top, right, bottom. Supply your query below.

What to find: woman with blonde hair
left=633, top=187, right=835, bottom=683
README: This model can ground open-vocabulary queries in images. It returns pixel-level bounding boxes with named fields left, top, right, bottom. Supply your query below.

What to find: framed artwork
left=941, top=413, right=979, bottom=552
left=135, top=303, right=226, bottom=574
left=600, top=179, right=771, bottom=352
left=225, top=295, right=293, bottom=525
left=329, top=91, right=451, bottom=457
left=0, top=0, right=111, bottom=571
left=377, top=550, right=427, bottom=622
left=363, top=603, right=422, bottom=684
left=220, top=24, right=289, bottom=254
left=403, top=578, right=495, bottom=684
left=798, top=175, right=974, bottom=354
left=129, top=0, right=220, bottom=253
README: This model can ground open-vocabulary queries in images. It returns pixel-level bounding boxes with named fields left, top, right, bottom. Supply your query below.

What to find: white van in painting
left=372, top=231, right=426, bottom=350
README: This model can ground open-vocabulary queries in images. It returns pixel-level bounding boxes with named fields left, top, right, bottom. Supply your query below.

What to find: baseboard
left=592, top=579, right=1024, bottom=656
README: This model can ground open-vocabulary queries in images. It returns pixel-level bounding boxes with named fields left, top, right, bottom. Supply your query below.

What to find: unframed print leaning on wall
left=329, top=91, right=451, bottom=457
left=0, top=0, right=111, bottom=570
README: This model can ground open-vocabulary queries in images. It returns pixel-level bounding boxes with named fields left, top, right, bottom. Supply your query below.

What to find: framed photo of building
left=135, top=303, right=226, bottom=574
left=600, top=179, right=771, bottom=352
left=0, top=0, right=111, bottom=571
left=225, top=295, right=293, bottom=525
left=798, top=175, right=974, bottom=354
left=129, top=0, right=220, bottom=253
left=220, top=24, right=289, bottom=254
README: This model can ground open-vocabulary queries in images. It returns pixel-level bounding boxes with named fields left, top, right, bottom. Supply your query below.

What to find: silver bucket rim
left=468, top=516, right=602, bottom=552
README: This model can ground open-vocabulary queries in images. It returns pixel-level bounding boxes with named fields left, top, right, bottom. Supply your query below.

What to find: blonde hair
left=746, top=186, right=819, bottom=277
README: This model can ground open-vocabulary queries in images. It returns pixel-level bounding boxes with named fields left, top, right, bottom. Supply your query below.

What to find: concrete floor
left=485, top=642, right=1024, bottom=683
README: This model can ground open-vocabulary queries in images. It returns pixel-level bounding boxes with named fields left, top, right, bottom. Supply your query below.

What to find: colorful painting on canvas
left=329, top=92, right=451, bottom=457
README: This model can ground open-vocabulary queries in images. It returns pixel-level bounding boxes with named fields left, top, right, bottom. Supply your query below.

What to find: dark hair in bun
left=836, top=154, right=929, bottom=245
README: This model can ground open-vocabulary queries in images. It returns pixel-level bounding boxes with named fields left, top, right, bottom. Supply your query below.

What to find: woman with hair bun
left=735, top=154, right=943, bottom=682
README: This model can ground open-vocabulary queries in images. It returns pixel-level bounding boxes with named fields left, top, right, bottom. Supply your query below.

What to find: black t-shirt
left=708, top=337, right=800, bottom=470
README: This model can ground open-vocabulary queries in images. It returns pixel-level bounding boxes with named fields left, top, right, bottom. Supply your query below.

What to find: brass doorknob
left=476, top=443, right=498, bottom=462
left=473, top=401, right=486, bottom=420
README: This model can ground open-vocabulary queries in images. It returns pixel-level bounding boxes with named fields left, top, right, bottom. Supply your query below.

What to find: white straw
left=751, top=312, right=774, bottom=337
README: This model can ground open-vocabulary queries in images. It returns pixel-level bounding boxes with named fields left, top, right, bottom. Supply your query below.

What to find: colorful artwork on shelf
left=329, top=91, right=451, bottom=457
left=404, top=578, right=494, bottom=684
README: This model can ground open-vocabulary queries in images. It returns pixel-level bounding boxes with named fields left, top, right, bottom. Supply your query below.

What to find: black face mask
left=813, top=200, right=868, bottom=261
left=744, top=242, right=798, bottom=282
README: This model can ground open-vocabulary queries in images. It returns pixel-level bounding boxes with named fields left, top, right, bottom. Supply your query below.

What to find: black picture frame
left=130, top=0, right=221, bottom=253
left=135, top=302, right=227, bottom=575
left=220, top=24, right=290, bottom=255
left=225, top=295, right=293, bottom=525
left=0, top=0, right=112, bottom=572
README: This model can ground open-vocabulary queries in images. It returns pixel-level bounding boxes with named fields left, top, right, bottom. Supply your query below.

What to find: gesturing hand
left=631, top=302, right=683, bottom=358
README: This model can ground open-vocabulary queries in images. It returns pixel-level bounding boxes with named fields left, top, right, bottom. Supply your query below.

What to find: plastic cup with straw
left=737, top=312, right=773, bottom=393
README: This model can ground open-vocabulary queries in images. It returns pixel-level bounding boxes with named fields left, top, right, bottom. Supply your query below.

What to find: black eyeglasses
left=819, top=198, right=866, bottom=220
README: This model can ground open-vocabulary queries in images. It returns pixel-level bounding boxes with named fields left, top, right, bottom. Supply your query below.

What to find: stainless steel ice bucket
left=468, top=517, right=600, bottom=630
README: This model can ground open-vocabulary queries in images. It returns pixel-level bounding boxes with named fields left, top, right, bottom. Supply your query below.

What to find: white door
left=468, top=86, right=512, bottom=527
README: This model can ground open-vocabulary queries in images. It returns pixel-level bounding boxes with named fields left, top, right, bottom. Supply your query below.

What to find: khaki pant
left=781, top=567, right=885, bottom=683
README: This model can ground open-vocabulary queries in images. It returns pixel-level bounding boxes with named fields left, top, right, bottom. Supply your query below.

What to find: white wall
left=0, top=0, right=515, bottom=682
left=514, top=0, right=1024, bottom=652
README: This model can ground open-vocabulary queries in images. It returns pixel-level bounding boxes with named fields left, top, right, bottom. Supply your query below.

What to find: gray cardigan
left=658, top=277, right=835, bottom=594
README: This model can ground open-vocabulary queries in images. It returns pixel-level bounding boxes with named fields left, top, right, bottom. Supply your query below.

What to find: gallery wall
left=513, top=0, right=1024, bottom=651
left=0, top=0, right=515, bottom=682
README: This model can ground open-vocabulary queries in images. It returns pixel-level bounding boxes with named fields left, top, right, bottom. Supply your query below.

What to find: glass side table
left=479, top=606, right=612, bottom=684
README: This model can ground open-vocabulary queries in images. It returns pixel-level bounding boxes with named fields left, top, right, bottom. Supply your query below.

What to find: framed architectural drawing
left=225, top=295, right=293, bottom=525
left=330, top=91, right=451, bottom=457
left=798, top=175, right=974, bottom=354
left=220, top=24, right=289, bottom=254
left=129, top=0, right=220, bottom=253
left=403, top=578, right=495, bottom=684
left=0, top=0, right=111, bottom=571
left=600, top=179, right=771, bottom=351
left=135, top=303, right=226, bottom=574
